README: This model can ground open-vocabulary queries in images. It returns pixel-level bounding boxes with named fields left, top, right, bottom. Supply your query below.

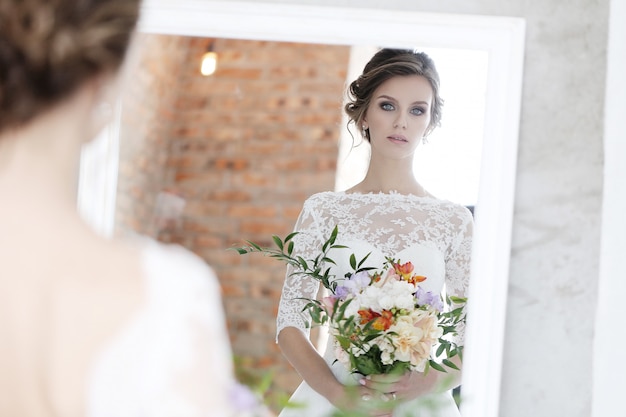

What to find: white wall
left=242, top=0, right=609, bottom=416
left=592, top=0, right=626, bottom=414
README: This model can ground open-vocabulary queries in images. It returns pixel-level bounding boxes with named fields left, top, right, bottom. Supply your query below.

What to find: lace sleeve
left=88, top=242, right=248, bottom=417
left=275, top=200, right=326, bottom=341
left=444, top=206, right=474, bottom=346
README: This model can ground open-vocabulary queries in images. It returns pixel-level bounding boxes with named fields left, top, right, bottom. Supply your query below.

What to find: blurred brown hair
left=0, top=0, right=141, bottom=132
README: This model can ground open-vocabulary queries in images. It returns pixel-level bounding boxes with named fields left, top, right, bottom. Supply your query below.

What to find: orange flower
left=372, top=309, right=394, bottom=331
left=393, top=262, right=414, bottom=279
left=408, top=274, right=427, bottom=285
left=358, top=309, right=380, bottom=325
left=393, top=261, right=427, bottom=285
left=394, top=261, right=414, bottom=280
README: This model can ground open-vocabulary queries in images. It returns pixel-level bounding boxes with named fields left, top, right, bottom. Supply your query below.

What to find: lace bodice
left=276, top=191, right=473, bottom=345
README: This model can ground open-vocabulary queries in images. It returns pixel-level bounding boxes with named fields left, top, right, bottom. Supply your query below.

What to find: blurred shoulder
left=123, top=235, right=220, bottom=301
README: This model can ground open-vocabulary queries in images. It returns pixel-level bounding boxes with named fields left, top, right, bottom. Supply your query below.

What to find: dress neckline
left=325, top=190, right=438, bottom=200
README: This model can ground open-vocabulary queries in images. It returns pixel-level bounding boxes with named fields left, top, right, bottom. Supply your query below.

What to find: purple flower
left=335, top=286, right=350, bottom=300
left=230, top=382, right=260, bottom=412
left=337, top=271, right=371, bottom=298
left=415, top=287, right=444, bottom=312
left=351, top=270, right=371, bottom=288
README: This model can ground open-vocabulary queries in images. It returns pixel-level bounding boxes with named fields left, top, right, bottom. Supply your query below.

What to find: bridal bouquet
left=235, top=226, right=466, bottom=377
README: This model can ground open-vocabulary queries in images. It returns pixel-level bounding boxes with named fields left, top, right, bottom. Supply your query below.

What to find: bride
left=276, top=49, right=473, bottom=417
left=0, top=1, right=247, bottom=416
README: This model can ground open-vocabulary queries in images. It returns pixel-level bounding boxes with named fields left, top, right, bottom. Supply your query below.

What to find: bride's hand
left=328, top=384, right=394, bottom=417
left=360, top=368, right=457, bottom=403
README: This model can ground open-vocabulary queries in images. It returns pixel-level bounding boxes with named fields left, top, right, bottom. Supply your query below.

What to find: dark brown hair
left=344, top=48, right=443, bottom=140
left=0, top=0, right=141, bottom=131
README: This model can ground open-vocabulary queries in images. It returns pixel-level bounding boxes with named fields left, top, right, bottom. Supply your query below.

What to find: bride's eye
left=380, top=102, right=395, bottom=111
left=410, top=106, right=426, bottom=116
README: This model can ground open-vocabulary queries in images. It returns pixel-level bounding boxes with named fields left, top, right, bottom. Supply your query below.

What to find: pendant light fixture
left=200, top=40, right=218, bottom=76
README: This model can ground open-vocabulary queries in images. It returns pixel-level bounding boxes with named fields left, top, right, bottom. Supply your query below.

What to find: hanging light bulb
left=200, top=41, right=218, bottom=76
left=200, top=51, right=218, bottom=76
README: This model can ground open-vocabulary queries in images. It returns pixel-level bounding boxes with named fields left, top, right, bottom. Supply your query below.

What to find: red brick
left=174, top=95, right=210, bottom=110
left=228, top=205, right=277, bottom=219
left=239, top=220, right=292, bottom=237
left=283, top=205, right=304, bottom=219
left=221, top=283, right=247, bottom=297
left=216, top=67, right=263, bottom=80
left=210, top=189, right=252, bottom=202
left=193, top=235, right=223, bottom=249
left=213, top=158, right=250, bottom=170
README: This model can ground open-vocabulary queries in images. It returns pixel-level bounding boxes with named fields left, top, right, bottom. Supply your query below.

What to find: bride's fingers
left=351, top=387, right=396, bottom=416
left=359, top=372, right=411, bottom=394
left=359, top=377, right=394, bottom=393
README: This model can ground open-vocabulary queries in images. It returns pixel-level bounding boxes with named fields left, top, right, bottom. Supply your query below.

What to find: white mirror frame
left=137, top=2, right=525, bottom=416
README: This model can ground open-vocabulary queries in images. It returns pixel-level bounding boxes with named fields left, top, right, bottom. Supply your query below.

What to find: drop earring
left=361, top=126, right=368, bottom=139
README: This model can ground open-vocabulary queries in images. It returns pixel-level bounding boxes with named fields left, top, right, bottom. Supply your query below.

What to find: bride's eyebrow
left=375, top=95, right=429, bottom=106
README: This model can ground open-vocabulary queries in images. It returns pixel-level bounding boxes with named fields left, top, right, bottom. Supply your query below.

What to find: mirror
left=79, top=2, right=525, bottom=416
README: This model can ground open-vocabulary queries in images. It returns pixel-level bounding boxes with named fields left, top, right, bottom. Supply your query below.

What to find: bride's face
left=363, top=75, right=433, bottom=160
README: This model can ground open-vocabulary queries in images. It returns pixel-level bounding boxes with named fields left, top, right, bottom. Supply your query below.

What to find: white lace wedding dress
left=86, top=239, right=241, bottom=417
left=276, top=191, right=473, bottom=417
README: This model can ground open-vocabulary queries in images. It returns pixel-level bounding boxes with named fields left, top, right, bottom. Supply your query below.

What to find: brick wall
left=115, top=34, right=350, bottom=407
left=115, top=34, right=189, bottom=236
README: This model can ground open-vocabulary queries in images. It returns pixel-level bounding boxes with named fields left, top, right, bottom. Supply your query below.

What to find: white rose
left=374, top=336, right=394, bottom=365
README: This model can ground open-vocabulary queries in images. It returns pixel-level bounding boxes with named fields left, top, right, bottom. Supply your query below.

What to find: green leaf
left=442, top=359, right=460, bottom=371
left=357, top=252, right=372, bottom=268
left=336, top=336, right=351, bottom=350
left=436, top=343, right=446, bottom=357
left=363, top=333, right=382, bottom=343
left=429, top=360, right=447, bottom=373
left=442, top=327, right=456, bottom=335
left=248, top=241, right=263, bottom=251
left=349, top=254, right=356, bottom=270
left=255, top=370, right=275, bottom=394
left=272, top=235, right=284, bottom=250
left=297, top=257, right=308, bottom=270
left=450, top=307, right=464, bottom=316
left=329, top=226, right=339, bottom=244
left=287, top=241, right=294, bottom=255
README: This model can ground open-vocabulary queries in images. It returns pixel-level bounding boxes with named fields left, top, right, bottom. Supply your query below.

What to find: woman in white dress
left=0, top=1, right=249, bottom=416
left=276, top=49, right=473, bottom=417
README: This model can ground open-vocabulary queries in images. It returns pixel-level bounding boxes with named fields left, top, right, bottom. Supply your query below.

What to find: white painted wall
left=240, top=0, right=609, bottom=416
left=592, top=0, right=626, bottom=415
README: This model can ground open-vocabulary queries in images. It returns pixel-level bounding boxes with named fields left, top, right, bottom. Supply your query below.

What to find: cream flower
left=385, top=310, right=443, bottom=371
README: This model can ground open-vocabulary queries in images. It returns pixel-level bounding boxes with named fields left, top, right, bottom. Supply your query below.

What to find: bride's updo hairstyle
left=344, top=48, right=443, bottom=141
left=0, top=0, right=141, bottom=132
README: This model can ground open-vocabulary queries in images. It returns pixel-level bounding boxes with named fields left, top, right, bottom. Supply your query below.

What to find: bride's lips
left=387, top=134, right=408, bottom=143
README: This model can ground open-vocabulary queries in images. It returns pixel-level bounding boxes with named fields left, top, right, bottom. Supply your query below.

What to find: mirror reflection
left=83, top=34, right=487, bottom=412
